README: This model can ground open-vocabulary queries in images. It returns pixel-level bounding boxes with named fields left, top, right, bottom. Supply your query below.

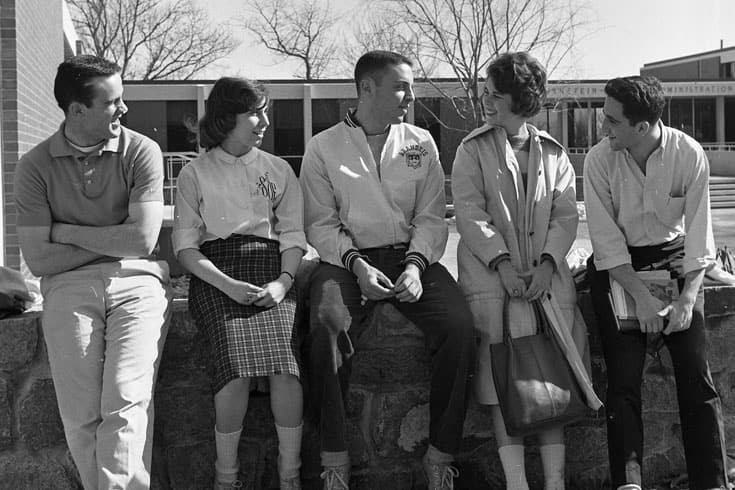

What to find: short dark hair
left=354, top=50, right=413, bottom=94
left=54, top=55, right=121, bottom=113
left=604, top=76, right=665, bottom=125
left=198, top=77, right=268, bottom=150
left=486, top=52, right=547, bottom=118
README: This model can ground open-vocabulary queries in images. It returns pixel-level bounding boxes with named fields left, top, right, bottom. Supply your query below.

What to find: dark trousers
left=588, top=239, right=727, bottom=490
left=305, top=248, right=475, bottom=455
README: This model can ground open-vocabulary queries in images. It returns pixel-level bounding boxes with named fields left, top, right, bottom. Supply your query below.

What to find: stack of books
left=608, top=271, right=679, bottom=331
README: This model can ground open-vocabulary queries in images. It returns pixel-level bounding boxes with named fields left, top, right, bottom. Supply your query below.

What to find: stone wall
left=1, top=284, right=735, bottom=489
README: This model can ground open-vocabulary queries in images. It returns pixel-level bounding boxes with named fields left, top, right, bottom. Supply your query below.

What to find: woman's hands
left=497, top=260, right=527, bottom=298
left=222, top=273, right=293, bottom=308
left=497, top=259, right=553, bottom=301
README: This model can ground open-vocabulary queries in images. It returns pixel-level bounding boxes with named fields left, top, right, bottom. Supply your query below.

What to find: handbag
left=491, top=296, right=587, bottom=436
left=0, top=266, right=32, bottom=318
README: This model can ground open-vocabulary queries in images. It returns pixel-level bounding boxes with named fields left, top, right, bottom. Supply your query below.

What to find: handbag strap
left=502, top=295, right=547, bottom=344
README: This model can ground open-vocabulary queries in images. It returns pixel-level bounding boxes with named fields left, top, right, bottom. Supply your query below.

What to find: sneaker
left=423, top=458, right=459, bottom=490
left=213, top=479, right=243, bottom=490
left=320, top=463, right=350, bottom=490
left=279, top=473, right=301, bottom=490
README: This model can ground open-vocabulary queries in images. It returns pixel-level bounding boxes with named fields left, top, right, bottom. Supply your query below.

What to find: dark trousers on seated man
left=587, top=238, right=728, bottom=490
left=305, top=247, right=475, bottom=466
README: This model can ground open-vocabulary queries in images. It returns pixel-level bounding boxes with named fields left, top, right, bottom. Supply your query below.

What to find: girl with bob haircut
left=451, top=52, right=592, bottom=489
left=173, top=77, right=307, bottom=490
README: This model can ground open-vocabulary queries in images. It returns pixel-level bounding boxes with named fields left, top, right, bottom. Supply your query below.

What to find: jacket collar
left=462, top=123, right=564, bottom=151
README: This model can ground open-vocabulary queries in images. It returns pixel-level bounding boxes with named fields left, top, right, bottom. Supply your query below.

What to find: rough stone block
left=566, top=424, right=609, bottom=480
left=0, top=452, right=77, bottom=490
left=347, top=465, right=414, bottom=490
left=351, top=345, right=430, bottom=386
left=0, top=313, right=39, bottom=371
left=706, top=315, right=735, bottom=373
left=0, top=376, right=12, bottom=450
left=242, top=393, right=276, bottom=440
left=705, top=286, right=735, bottom=317
left=370, top=389, right=429, bottom=457
left=641, top=372, right=678, bottom=412
left=165, top=439, right=263, bottom=490
left=18, top=378, right=65, bottom=450
left=157, top=310, right=211, bottom=386
left=154, top=384, right=214, bottom=448
left=713, top=370, right=735, bottom=411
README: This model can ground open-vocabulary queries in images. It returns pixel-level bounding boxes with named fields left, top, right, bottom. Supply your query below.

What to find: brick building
left=0, top=0, right=77, bottom=268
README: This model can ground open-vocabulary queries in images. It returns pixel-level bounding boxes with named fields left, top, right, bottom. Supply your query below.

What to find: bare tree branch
left=239, top=0, right=340, bottom=80
left=375, top=0, right=589, bottom=131
left=69, top=0, right=239, bottom=80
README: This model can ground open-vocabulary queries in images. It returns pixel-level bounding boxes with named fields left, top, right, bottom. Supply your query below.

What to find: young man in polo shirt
left=300, top=50, right=475, bottom=490
left=14, top=55, right=171, bottom=490
left=584, top=75, right=728, bottom=490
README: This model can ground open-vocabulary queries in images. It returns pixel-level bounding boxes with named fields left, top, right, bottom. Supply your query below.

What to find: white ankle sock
left=214, top=426, right=242, bottom=480
left=539, top=443, right=565, bottom=490
left=276, top=422, right=303, bottom=478
left=498, top=444, right=529, bottom=490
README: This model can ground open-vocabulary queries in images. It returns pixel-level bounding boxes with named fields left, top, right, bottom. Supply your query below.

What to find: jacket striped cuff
left=342, top=249, right=368, bottom=272
left=403, top=252, right=429, bottom=274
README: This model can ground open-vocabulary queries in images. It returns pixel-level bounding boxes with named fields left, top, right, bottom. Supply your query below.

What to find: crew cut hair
left=486, top=51, right=547, bottom=118
left=354, top=50, right=413, bottom=95
left=54, top=55, right=122, bottom=113
left=198, top=77, right=268, bottom=150
left=604, top=76, right=665, bottom=125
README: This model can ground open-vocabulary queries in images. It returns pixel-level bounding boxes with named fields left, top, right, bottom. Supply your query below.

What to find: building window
left=667, top=98, right=693, bottom=137
left=312, top=99, right=356, bottom=136
left=166, top=101, right=198, bottom=152
left=414, top=97, right=442, bottom=151
left=725, top=97, right=735, bottom=142
left=694, top=98, right=716, bottom=142
left=270, top=99, right=304, bottom=174
left=567, top=103, right=590, bottom=148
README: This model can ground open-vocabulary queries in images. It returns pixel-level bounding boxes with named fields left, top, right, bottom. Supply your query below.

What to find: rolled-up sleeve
left=583, top=150, right=631, bottom=270
left=682, top=148, right=715, bottom=273
left=172, top=166, right=203, bottom=256
left=451, top=141, right=510, bottom=266
left=542, top=150, right=578, bottom=266
left=300, top=138, right=359, bottom=268
left=407, top=137, right=448, bottom=267
left=274, top=165, right=308, bottom=254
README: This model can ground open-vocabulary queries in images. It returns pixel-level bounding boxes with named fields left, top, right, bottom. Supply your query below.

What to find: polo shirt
left=15, top=125, right=163, bottom=228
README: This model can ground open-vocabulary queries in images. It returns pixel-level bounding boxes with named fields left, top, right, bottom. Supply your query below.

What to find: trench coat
left=451, top=123, right=591, bottom=405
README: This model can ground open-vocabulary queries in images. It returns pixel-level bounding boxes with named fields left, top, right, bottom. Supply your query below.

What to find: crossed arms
left=18, top=201, right=163, bottom=277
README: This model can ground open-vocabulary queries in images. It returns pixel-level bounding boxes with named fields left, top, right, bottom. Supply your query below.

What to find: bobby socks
left=498, top=444, right=529, bottom=490
left=539, top=443, right=565, bottom=490
left=276, top=422, right=303, bottom=478
left=214, top=426, right=242, bottom=481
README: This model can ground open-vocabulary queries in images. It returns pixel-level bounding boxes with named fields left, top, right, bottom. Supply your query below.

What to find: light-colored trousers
left=41, top=260, right=171, bottom=490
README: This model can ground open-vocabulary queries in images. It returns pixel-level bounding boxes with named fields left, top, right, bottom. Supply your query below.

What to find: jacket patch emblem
left=399, top=144, right=428, bottom=169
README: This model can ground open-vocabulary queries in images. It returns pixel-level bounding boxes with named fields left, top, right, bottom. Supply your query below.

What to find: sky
left=196, top=0, right=735, bottom=81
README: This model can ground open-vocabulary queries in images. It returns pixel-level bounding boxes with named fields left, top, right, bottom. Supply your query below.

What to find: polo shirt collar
left=49, top=123, right=123, bottom=158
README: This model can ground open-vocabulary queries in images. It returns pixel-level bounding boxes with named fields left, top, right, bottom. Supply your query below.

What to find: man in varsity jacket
left=299, top=50, right=475, bottom=490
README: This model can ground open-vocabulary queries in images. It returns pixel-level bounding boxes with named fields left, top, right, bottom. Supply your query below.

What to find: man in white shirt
left=584, top=76, right=728, bottom=490
left=300, top=51, right=475, bottom=490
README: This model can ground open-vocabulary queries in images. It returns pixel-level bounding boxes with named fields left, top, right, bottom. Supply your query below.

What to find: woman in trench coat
left=452, top=51, right=590, bottom=490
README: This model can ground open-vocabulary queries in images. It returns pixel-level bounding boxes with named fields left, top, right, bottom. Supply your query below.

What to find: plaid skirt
left=188, top=235, right=300, bottom=394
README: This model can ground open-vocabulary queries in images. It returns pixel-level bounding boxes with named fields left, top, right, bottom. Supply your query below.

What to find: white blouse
left=172, top=146, right=307, bottom=255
